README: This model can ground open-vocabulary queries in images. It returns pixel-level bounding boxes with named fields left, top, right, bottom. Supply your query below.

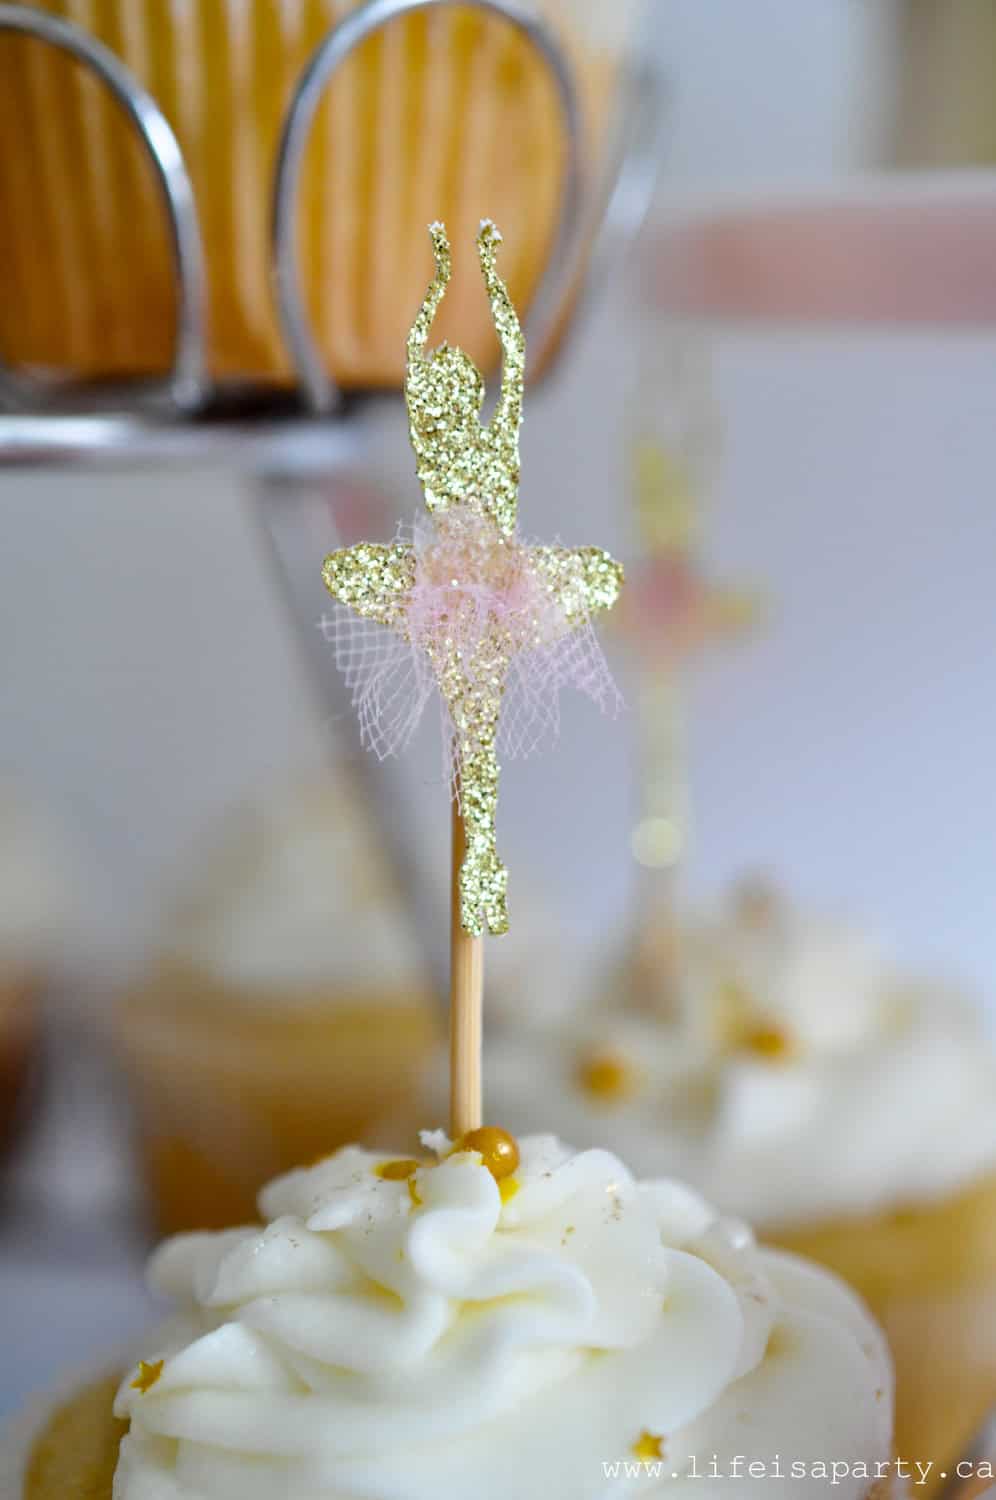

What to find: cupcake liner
left=0, top=1360, right=122, bottom=1500
left=769, top=1172, right=996, bottom=1498
left=115, top=973, right=439, bottom=1232
left=770, top=1171, right=996, bottom=1307
left=0, top=0, right=642, bottom=389
left=881, top=1279, right=996, bottom=1495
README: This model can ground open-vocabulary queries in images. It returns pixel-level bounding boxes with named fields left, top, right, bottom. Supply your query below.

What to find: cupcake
left=8, top=1132, right=896, bottom=1498
left=471, top=882, right=996, bottom=1490
left=116, top=775, right=439, bottom=1234
left=0, top=0, right=643, bottom=390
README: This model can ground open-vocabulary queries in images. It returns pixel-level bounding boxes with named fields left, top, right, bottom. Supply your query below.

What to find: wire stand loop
left=0, top=0, right=662, bottom=460
left=0, top=2, right=208, bottom=415
left=272, top=0, right=584, bottom=414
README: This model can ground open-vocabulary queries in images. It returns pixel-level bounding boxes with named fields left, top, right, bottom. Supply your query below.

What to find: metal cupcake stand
left=0, top=0, right=663, bottom=450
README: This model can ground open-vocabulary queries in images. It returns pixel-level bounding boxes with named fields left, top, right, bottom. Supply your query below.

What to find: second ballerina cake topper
left=323, top=220, right=623, bottom=941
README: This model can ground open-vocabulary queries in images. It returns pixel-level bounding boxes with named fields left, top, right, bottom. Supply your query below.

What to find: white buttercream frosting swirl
left=114, top=1135, right=891, bottom=1499
left=480, top=888, right=996, bottom=1227
left=167, top=780, right=427, bottom=998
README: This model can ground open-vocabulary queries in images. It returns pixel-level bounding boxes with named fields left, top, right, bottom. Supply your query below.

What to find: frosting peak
left=167, top=780, right=426, bottom=995
left=115, top=1137, right=891, bottom=1499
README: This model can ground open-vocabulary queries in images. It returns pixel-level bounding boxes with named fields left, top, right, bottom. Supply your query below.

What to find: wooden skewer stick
left=449, top=788, right=483, bottom=1139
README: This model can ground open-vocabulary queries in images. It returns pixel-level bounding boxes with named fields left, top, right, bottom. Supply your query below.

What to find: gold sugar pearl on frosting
left=740, top=1023, right=795, bottom=1062
left=375, top=1158, right=423, bottom=1182
left=457, top=1126, right=520, bottom=1181
left=576, top=1049, right=635, bottom=1103
left=131, top=1359, right=164, bottom=1395
left=632, top=1431, right=665, bottom=1462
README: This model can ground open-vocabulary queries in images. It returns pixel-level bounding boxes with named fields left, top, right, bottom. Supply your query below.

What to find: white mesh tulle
left=320, top=517, right=621, bottom=776
left=499, top=612, right=621, bottom=760
left=320, top=600, right=434, bottom=764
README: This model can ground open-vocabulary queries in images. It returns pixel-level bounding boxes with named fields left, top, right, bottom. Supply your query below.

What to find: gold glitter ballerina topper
left=322, top=221, right=623, bottom=938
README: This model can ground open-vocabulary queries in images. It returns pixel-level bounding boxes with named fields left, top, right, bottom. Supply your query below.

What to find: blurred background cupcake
left=470, top=881, right=996, bottom=1491
left=0, top=0, right=643, bottom=390
left=116, top=767, right=439, bottom=1233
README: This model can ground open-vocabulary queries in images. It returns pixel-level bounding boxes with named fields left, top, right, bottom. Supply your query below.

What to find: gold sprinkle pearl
left=741, top=1024, right=794, bottom=1062
left=577, top=1050, right=634, bottom=1102
left=375, top=1158, right=422, bottom=1181
left=131, top=1359, right=164, bottom=1394
left=457, top=1126, right=520, bottom=1181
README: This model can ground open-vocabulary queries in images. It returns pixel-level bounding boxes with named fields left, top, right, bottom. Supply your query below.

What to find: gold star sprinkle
left=322, top=222, right=623, bottom=935
left=632, top=1430, right=665, bottom=1462
left=375, top=1158, right=423, bottom=1181
left=131, top=1359, right=164, bottom=1394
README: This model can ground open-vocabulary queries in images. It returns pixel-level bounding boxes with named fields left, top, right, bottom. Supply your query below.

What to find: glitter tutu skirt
left=0, top=0, right=640, bottom=390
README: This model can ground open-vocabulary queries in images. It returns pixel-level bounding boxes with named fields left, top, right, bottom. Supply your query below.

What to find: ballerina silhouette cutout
left=323, top=221, right=623, bottom=936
